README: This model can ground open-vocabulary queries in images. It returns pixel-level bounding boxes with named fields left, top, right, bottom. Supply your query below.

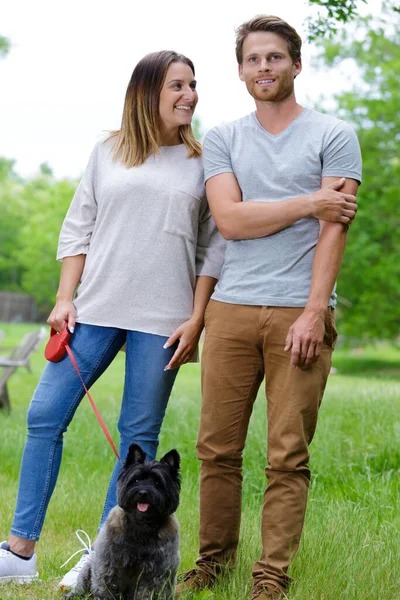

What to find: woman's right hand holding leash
left=47, top=299, right=76, bottom=333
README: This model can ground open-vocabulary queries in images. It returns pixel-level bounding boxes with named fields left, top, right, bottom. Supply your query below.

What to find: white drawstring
left=59, top=529, right=93, bottom=569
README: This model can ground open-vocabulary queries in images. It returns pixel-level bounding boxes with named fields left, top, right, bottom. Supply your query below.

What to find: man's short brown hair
left=235, top=15, right=302, bottom=64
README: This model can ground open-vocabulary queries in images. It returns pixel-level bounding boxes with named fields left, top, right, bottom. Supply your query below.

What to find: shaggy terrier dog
left=63, top=443, right=181, bottom=600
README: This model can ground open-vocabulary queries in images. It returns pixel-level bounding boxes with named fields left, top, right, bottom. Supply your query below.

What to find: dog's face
left=117, top=444, right=181, bottom=521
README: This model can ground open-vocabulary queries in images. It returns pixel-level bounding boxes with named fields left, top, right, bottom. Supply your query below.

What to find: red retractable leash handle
left=45, top=323, right=122, bottom=464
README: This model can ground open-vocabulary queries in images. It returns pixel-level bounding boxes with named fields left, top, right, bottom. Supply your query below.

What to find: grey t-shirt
left=203, top=108, right=362, bottom=308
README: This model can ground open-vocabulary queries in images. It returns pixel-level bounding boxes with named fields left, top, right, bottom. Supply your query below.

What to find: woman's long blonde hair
left=107, top=51, right=201, bottom=167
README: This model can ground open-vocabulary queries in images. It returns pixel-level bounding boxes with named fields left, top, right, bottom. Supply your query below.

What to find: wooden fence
left=0, top=292, right=36, bottom=322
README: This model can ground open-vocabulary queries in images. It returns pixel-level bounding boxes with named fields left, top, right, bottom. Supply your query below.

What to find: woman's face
left=158, top=62, right=198, bottom=134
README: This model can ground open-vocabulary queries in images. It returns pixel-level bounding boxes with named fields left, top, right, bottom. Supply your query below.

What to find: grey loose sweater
left=57, top=139, right=225, bottom=336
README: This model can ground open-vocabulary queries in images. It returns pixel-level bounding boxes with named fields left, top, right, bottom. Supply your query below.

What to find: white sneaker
left=58, top=530, right=94, bottom=592
left=0, top=541, right=39, bottom=584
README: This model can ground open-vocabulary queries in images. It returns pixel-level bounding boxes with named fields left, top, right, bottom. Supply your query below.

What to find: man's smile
left=256, top=78, right=275, bottom=86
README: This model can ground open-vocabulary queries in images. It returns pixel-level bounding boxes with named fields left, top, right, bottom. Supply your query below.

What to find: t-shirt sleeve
left=202, top=126, right=233, bottom=183
left=56, top=144, right=99, bottom=261
left=322, top=121, right=362, bottom=184
left=195, top=195, right=226, bottom=279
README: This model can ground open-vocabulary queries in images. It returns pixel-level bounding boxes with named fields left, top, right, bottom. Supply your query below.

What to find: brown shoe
left=251, top=582, right=286, bottom=600
left=175, top=567, right=216, bottom=596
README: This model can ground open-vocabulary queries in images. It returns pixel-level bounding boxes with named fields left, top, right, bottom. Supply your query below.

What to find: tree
left=0, top=158, right=21, bottom=183
left=306, top=0, right=368, bottom=40
left=40, top=162, right=54, bottom=177
left=16, top=176, right=77, bottom=317
left=316, top=2, right=400, bottom=340
left=0, top=157, right=77, bottom=316
left=0, top=160, right=25, bottom=290
left=0, top=36, right=10, bottom=58
left=192, top=117, right=203, bottom=141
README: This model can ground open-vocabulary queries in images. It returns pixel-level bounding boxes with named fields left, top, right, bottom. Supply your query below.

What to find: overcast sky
left=1, top=0, right=380, bottom=179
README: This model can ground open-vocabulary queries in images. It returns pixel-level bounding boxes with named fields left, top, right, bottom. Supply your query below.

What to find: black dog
left=63, top=443, right=181, bottom=599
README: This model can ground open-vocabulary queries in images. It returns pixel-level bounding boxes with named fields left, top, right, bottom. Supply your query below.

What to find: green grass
left=0, top=323, right=399, bottom=599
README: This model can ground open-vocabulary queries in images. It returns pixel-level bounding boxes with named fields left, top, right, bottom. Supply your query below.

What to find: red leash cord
left=45, top=325, right=122, bottom=464
left=65, top=345, right=122, bottom=464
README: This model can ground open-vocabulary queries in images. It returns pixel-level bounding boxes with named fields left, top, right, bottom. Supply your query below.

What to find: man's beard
left=246, top=72, right=294, bottom=103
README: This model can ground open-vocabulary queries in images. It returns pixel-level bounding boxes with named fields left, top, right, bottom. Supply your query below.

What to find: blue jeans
left=11, top=323, right=179, bottom=541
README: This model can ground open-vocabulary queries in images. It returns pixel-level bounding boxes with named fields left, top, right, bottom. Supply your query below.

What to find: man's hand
left=163, top=318, right=203, bottom=371
left=309, top=178, right=357, bottom=225
left=47, top=299, right=76, bottom=333
left=284, top=308, right=326, bottom=369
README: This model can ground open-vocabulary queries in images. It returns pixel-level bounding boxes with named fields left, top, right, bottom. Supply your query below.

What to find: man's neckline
left=252, top=107, right=309, bottom=137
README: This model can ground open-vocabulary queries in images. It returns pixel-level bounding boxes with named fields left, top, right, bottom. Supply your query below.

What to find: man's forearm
left=305, top=222, right=347, bottom=315
left=219, top=196, right=313, bottom=240
left=206, top=174, right=355, bottom=241
left=305, top=176, right=359, bottom=314
left=284, top=176, right=358, bottom=368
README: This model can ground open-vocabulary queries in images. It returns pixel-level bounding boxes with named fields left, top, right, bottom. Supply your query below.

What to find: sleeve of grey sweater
left=195, top=195, right=226, bottom=279
left=56, top=144, right=99, bottom=260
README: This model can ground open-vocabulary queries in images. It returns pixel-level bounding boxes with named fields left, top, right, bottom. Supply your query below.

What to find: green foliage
left=40, top=162, right=54, bottom=177
left=0, top=35, right=10, bottom=58
left=306, top=0, right=368, bottom=40
left=0, top=158, right=21, bottom=182
left=0, top=165, right=77, bottom=316
left=192, top=116, right=203, bottom=141
left=0, top=161, right=25, bottom=290
left=316, top=4, right=400, bottom=340
left=17, top=178, right=78, bottom=317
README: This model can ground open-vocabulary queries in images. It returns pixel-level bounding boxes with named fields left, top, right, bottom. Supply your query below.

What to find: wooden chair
left=0, top=328, right=46, bottom=411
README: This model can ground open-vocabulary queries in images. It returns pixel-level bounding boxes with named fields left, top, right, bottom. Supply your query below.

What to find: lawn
left=0, top=323, right=399, bottom=599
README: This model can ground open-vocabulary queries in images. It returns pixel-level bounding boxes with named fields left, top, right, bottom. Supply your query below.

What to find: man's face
left=239, top=31, right=301, bottom=104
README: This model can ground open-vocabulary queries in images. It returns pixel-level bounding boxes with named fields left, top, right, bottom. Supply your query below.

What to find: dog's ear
left=160, top=449, right=180, bottom=471
left=125, top=443, right=146, bottom=467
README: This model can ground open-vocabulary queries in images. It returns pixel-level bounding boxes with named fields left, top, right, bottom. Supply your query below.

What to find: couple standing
left=0, top=14, right=361, bottom=600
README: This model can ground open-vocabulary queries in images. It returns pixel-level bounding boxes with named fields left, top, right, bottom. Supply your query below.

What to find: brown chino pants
left=196, top=300, right=337, bottom=592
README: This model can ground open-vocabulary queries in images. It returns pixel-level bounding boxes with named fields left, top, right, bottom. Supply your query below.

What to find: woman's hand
left=47, top=299, right=76, bottom=333
left=163, top=317, right=203, bottom=370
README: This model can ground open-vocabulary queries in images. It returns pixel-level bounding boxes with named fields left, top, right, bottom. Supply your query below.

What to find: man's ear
left=293, top=58, right=302, bottom=79
left=238, top=63, right=245, bottom=81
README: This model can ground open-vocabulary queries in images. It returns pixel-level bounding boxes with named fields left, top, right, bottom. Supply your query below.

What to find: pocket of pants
left=324, top=308, right=338, bottom=350
left=163, top=189, right=201, bottom=243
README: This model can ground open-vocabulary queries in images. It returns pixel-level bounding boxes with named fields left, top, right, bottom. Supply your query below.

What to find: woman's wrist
left=55, top=293, right=74, bottom=303
left=189, top=313, right=204, bottom=328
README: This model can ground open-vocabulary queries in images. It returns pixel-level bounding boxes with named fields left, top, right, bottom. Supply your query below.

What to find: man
left=177, top=15, right=362, bottom=600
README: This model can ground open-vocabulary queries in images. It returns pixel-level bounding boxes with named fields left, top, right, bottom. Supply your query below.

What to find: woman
left=0, top=51, right=224, bottom=588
